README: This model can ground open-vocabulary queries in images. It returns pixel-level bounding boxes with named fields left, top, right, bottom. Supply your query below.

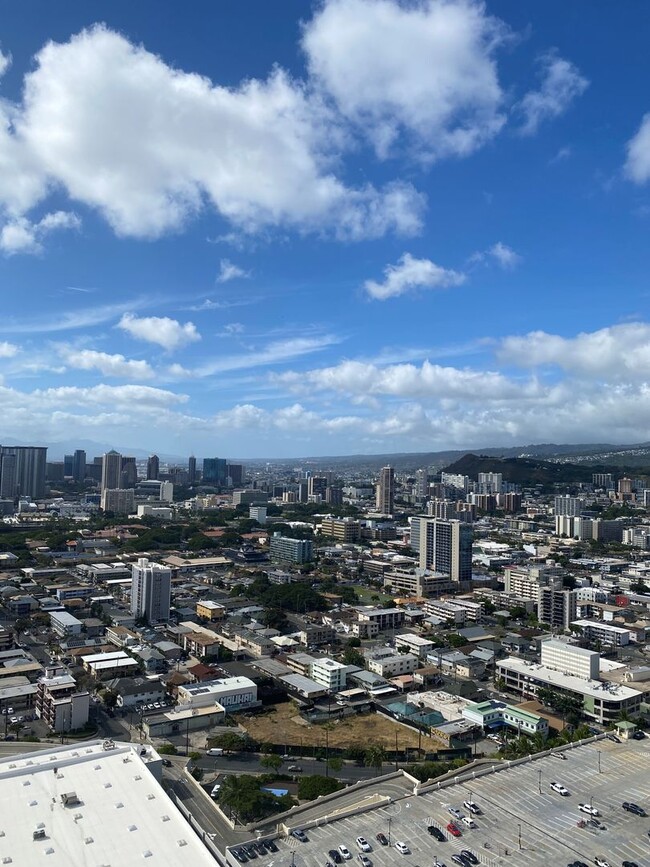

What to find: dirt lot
left=234, top=701, right=430, bottom=751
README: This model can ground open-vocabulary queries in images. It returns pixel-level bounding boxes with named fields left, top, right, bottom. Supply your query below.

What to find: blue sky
left=1, top=0, right=650, bottom=459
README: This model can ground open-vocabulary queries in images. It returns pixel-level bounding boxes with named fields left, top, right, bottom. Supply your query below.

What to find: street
left=197, top=753, right=393, bottom=783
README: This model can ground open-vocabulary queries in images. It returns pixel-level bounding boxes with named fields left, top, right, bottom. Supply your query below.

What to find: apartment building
left=319, top=516, right=361, bottom=542
left=310, top=657, right=348, bottom=692
left=366, top=652, right=418, bottom=678
left=36, top=667, right=89, bottom=733
left=356, top=607, right=404, bottom=633
left=571, top=619, right=632, bottom=647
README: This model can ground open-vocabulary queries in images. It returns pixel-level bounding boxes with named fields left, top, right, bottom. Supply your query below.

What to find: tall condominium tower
left=188, top=455, right=197, bottom=484
left=146, top=454, right=160, bottom=481
left=130, top=557, right=172, bottom=623
left=411, top=516, right=472, bottom=584
left=72, top=449, right=86, bottom=483
left=0, top=446, right=47, bottom=499
left=101, top=450, right=122, bottom=492
left=375, top=465, right=395, bottom=515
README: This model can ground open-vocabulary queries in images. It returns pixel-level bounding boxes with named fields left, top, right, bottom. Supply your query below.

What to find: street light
left=517, top=824, right=522, bottom=850
left=387, top=816, right=392, bottom=845
left=538, top=769, right=542, bottom=794
left=597, top=750, right=601, bottom=773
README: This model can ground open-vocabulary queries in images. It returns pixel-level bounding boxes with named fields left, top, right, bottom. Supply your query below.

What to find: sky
left=1, top=0, right=650, bottom=460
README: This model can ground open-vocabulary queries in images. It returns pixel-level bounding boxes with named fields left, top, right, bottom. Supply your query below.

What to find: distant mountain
left=442, top=453, right=650, bottom=486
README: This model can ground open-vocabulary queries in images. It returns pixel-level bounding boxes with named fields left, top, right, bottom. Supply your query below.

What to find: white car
left=338, top=846, right=352, bottom=860
left=486, top=733, right=501, bottom=742
left=355, top=838, right=371, bottom=852
left=210, top=784, right=221, bottom=799
left=549, top=782, right=570, bottom=796
left=461, top=817, right=476, bottom=829
left=463, top=800, right=481, bottom=815
left=578, top=803, right=599, bottom=816
left=394, top=842, right=410, bottom=855
left=358, top=856, right=372, bottom=867
left=594, top=859, right=612, bottom=867
left=448, top=806, right=463, bottom=819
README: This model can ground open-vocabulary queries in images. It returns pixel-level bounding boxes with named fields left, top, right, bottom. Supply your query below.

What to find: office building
left=375, top=465, right=395, bottom=514
left=177, top=676, right=258, bottom=711
left=63, top=454, right=73, bottom=476
left=203, top=457, right=227, bottom=486
left=269, top=533, right=313, bottom=564
left=188, top=454, right=197, bottom=484
left=415, top=467, right=428, bottom=500
left=131, top=557, right=172, bottom=622
left=249, top=505, right=267, bottom=524
left=233, top=489, right=269, bottom=506
left=320, top=516, right=361, bottom=542
left=101, top=449, right=122, bottom=492
left=120, top=456, right=137, bottom=487
left=227, top=462, right=244, bottom=487
left=325, top=485, right=343, bottom=507
left=146, top=454, right=159, bottom=480
left=592, top=473, right=613, bottom=489
left=554, top=495, right=584, bottom=517
left=412, top=517, right=472, bottom=584
left=72, top=448, right=86, bottom=482
left=308, top=475, right=328, bottom=499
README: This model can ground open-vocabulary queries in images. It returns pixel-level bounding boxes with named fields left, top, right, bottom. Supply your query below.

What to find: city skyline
left=1, top=2, right=650, bottom=457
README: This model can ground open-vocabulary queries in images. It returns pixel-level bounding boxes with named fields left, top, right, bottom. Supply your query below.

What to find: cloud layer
left=365, top=253, right=465, bottom=300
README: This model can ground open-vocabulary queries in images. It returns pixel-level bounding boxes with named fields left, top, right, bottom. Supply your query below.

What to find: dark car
left=568, top=862, right=588, bottom=867
left=461, top=852, right=479, bottom=865
left=263, top=841, right=278, bottom=853
left=451, top=856, right=466, bottom=866
left=622, top=862, right=640, bottom=867
left=244, top=846, right=257, bottom=859
left=254, top=842, right=267, bottom=855
left=232, top=849, right=248, bottom=863
left=375, top=834, right=388, bottom=847
left=329, top=850, right=342, bottom=863
left=607, top=734, right=621, bottom=743
left=631, top=731, right=646, bottom=740
left=161, top=758, right=172, bottom=767
left=427, top=826, right=445, bottom=842
left=292, top=830, right=308, bottom=843
left=622, top=802, right=647, bottom=816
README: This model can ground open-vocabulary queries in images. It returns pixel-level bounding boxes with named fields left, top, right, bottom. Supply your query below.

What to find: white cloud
left=625, top=113, right=650, bottom=184
left=0, top=210, right=80, bottom=255
left=3, top=25, right=421, bottom=241
left=303, top=0, right=509, bottom=160
left=518, top=52, right=588, bottom=136
left=217, top=258, right=250, bottom=283
left=364, top=253, right=465, bottom=300
left=498, top=322, right=650, bottom=379
left=0, top=50, right=11, bottom=78
left=0, top=341, right=19, bottom=358
left=487, top=241, right=521, bottom=269
left=58, top=347, right=154, bottom=380
left=276, top=358, right=532, bottom=402
left=118, top=313, right=201, bottom=351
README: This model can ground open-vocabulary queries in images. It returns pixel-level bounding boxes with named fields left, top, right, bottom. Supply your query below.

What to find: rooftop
left=498, top=655, right=641, bottom=701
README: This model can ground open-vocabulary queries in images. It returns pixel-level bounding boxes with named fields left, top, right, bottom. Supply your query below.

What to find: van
left=207, top=748, right=224, bottom=756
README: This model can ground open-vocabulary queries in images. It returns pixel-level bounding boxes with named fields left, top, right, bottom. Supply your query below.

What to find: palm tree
left=364, top=744, right=387, bottom=776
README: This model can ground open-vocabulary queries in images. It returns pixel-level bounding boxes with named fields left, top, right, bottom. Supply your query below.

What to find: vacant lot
left=234, top=701, right=429, bottom=751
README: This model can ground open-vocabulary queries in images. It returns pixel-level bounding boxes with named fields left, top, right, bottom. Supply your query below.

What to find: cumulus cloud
left=364, top=253, right=465, bottom=300
left=303, top=0, right=509, bottom=160
left=0, top=210, right=80, bottom=255
left=217, top=259, right=250, bottom=283
left=0, top=25, right=422, bottom=241
left=487, top=241, right=521, bottom=269
left=625, top=113, right=650, bottom=184
left=498, top=323, right=650, bottom=379
left=0, top=341, right=19, bottom=358
left=58, top=347, right=154, bottom=380
left=518, top=51, right=588, bottom=136
left=118, top=313, right=201, bottom=351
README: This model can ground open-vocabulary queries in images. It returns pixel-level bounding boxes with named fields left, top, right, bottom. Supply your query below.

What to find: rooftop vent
left=33, top=829, right=46, bottom=841
left=61, top=792, right=80, bottom=807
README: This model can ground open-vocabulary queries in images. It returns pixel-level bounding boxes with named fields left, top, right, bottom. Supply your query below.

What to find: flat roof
left=572, top=619, right=631, bottom=634
left=498, top=656, right=641, bottom=701
left=0, top=740, right=216, bottom=866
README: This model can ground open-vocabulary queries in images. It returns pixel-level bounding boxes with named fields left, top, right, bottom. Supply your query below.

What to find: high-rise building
left=325, top=485, right=343, bottom=507
left=0, top=446, right=47, bottom=499
left=100, top=488, right=135, bottom=514
left=131, top=557, right=172, bottom=623
left=146, top=454, right=159, bottom=480
left=188, top=455, right=197, bottom=484
left=477, top=472, right=503, bottom=494
left=554, top=495, right=584, bottom=517
left=63, top=454, right=74, bottom=477
left=227, top=462, right=244, bottom=487
left=72, top=449, right=86, bottom=482
left=308, top=476, right=328, bottom=499
left=592, top=473, right=613, bottom=489
left=375, top=466, right=395, bottom=514
left=415, top=468, right=428, bottom=500
left=412, top=517, right=472, bottom=584
left=203, top=457, right=228, bottom=486
left=101, top=450, right=122, bottom=492
left=120, top=456, right=137, bottom=488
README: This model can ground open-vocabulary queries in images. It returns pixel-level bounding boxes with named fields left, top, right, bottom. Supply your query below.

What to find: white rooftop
left=498, top=656, right=641, bottom=701
left=0, top=740, right=216, bottom=866
left=572, top=619, right=632, bottom=634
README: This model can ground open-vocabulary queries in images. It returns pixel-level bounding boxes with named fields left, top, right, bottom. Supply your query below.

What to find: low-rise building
left=310, top=657, right=348, bottom=691
left=35, top=667, right=89, bottom=733
left=81, top=650, right=139, bottom=680
left=571, top=619, right=632, bottom=647
left=462, top=699, right=548, bottom=736
left=176, top=676, right=258, bottom=712
left=367, top=652, right=418, bottom=678
left=394, top=633, right=436, bottom=660
left=50, top=610, right=83, bottom=638
left=196, top=600, right=226, bottom=622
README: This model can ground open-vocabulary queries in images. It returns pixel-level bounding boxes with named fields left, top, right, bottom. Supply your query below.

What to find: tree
left=157, top=743, right=178, bottom=755
left=298, top=774, right=343, bottom=800
left=327, top=756, right=343, bottom=773
left=446, top=634, right=465, bottom=648
left=260, top=753, right=283, bottom=773
left=101, top=689, right=118, bottom=709
left=342, top=647, right=364, bottom=667
left=364, top=744, right=387, bottom=775
left=209, top=731, right=249, bottom=754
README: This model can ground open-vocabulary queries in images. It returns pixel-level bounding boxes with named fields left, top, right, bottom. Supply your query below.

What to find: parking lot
left=230, top=738, right=650, bottom=867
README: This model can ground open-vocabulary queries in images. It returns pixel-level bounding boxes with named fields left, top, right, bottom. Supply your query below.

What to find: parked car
left=463, top=800, right=481, bottom=815
left=338, top=845, right=352, bottom=860
left=550, top=782, right=570, bottom=796
left=461, top=852, right=479, bottom=865
left=292, top=830, right=308, bottom=843
left=355, top=838, right=371, bottom=852
left=357, top=856, right=372, bottom=867
left=393, top=842, right=409, bottom=855
left=461, top=816, right=476, bottom=829
left=622, top=802, right=647, bottom=817
left=578, top=803, right=599, bottom=816
left=631, top=731, right=645, bottom=740
left=427, top=826, right=445, bottom=842
left=288, top=765, right=303, bottom=772
left=161, top=758, right=172, bottom=767
left=446, top=823, right=461, bottom=838
left=451, top=856, right=466, bottom=866
left=263, top=841, right=277, bottom=853
left=232, top=848, right=248, bottom=863
left=328, top=849, right=342, bottom=863
left=448, top=806, right=463, bottom=819
left=375, top=834, right=388, bottom=847
left=594, top=859, right=612, bottom=867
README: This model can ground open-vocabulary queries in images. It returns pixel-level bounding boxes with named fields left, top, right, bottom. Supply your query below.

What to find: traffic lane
left=198, top=755, right=389, bottom=782
left=169, top=774, right=253, bottom=848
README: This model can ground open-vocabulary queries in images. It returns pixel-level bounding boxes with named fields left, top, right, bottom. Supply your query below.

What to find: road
left=198, top=754, right=391, bottom=783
